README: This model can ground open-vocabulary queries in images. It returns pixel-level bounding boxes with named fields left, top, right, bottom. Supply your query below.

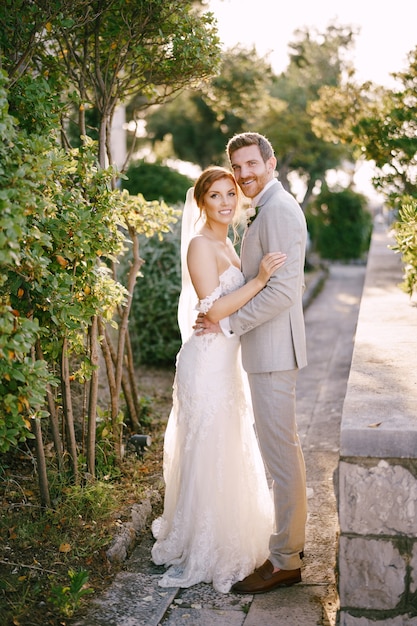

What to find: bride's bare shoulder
left=187, top=235, right=219, bottom=284
left=188, top=233, right=216, bottom=254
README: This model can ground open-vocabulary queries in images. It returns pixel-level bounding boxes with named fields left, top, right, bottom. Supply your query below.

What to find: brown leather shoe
left=231, top=559, right=301, bottom=594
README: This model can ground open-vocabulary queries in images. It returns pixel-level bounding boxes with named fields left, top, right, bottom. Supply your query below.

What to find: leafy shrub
left=391, top=199, right=417, bottom=297
left=0, top=72, right=57, bottom=450
left=307, top=187, right=372, bottom=260
left=49, top=569, right=93, bottom=618
left=130, top=219, right=182, bottom=365
left=122, top=161, right=193, bottom=205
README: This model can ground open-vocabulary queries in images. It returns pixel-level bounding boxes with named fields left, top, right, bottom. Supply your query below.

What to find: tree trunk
left=277, top=159, right=292, bottom=192
left=35, top=340, right=64, bottom=472
left=114, top=225, right=143, bottom=399
left=99, top=112, right=109, bottom=169
left=105, top=327, right=140, bottom=430
left=86, top=316, right=99, bottom=477
left=33, top=417, right=51, bottom=508
left=61, top=338, right=79, bottom=483
left=124, top=331, right=142, bottom=426
left=110, top=248, right=142, bottom=429
left=97, top=317, right=122, bottom=463
left=300, top=176, right=320, bottom=212
left=112, top=226, right=144, bottom=442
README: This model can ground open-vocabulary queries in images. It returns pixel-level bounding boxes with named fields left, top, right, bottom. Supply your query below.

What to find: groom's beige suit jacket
left=230, top=181, right=307, bottom=374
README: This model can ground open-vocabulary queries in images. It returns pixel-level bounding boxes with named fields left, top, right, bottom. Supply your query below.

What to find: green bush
left=130, top=219, right=182, bottom=366
left=307, top=187, right=372, bottom=261
left=0, top=72, right=57, bottom=450
left=122, top=161, right=193, bottom=205
left=391, top=199, right=417, bottom=297
left=118, top=160, right=194, bottom=366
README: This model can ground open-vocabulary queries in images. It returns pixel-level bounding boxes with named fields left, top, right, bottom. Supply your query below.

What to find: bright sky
left=208, top=0, right=417, bottom=87
left=207, top=0, right=417, bottom=203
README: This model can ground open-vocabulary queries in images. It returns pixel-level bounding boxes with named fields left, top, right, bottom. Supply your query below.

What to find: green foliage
left=49, top=569, right=93, bottom=617
left=0, top=69, right=179, bottom=454
left=144, top=47, right=275, bottom=168
left=40, top=0, right=221, bottom=114
left=30, top=144, right=128, bottom=345
left=87, top=406, right=124, bottom=479
left=307, top=187, right=372, bottom=260
left=311, top=46, right=417, bottom=207
left=0, top=448, right=149, bottom=625
left=0, top=72, right=58, bottom=449
left=0, top=71, right=129, bottom=452
left=123, top=161, right=193, bottom=204
left=0, top=333, right=53, bottom=452
left=131, top=221, right=182, bottom=366
left=264, top=24, right=356, bottom=206
left=391, top=199, right=417, bottom=297
left=133, top=394, right=154, bottom=427
left=144, top=24, right=356, bottom=202
left=54, top=481, right=117, bottom=522
left=354, top=48, right=417, bottom=205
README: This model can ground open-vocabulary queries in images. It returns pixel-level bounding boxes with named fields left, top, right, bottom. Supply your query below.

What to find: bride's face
left=202, top=177, right=238, bottom=226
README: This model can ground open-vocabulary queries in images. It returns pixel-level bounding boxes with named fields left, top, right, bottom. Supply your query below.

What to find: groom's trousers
left=248, top=369, right=307, bottom=571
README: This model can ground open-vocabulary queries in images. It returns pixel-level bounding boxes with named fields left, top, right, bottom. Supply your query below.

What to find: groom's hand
left=194, top=312, right=221, bottom=335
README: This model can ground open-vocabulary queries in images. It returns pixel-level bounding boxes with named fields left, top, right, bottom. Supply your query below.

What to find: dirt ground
left=0, top=365, right=174, bottom=626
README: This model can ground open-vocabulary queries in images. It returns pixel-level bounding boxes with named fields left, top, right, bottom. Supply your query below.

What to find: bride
left=151, top=166, right=286, bottom=593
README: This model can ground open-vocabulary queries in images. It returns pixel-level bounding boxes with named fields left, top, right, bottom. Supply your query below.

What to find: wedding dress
left=151, top=265, right=273, bottom=593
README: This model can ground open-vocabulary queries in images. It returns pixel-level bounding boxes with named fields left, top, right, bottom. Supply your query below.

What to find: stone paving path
left=74, top=263, right=366, bottom=626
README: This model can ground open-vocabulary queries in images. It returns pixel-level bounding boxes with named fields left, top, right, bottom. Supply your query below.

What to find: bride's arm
left=188, top=237, right=286, bottom=324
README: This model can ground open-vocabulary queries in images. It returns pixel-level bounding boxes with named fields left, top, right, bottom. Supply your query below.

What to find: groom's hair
left=226, top=132, right=275, bottom=163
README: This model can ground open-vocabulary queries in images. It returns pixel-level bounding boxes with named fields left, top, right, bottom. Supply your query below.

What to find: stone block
left=339, top=536, right=406, bottom=609
left=339, top=460, right=417, bottom=536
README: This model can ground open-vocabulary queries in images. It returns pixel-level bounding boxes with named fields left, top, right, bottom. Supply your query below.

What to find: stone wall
left=337, top=221, right=417, bottom=625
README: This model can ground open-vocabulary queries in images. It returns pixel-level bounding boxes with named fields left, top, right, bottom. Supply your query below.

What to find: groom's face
left=230, top=145, right=276, bottom=199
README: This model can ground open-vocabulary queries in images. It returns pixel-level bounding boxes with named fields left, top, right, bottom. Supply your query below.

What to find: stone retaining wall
left=337, top=221, right=417, bottom=625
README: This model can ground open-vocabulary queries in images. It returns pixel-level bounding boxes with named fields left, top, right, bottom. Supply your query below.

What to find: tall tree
left=0, top=0, right=91, bottom=84
left=260, top=23, right=357, bottom=208
left=144, top=46, right=275, bottom=168
left=144, top=24, right=359, bottom=208
left=39, top=0, right=221, bottom=168
left=0, top=0, right=221, bottom=486
left=310, top=45, right=417, bottom=206
left=40, top=0, right=220, bottom=461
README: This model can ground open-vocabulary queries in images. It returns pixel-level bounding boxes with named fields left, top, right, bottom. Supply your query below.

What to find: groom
left=198, top=132, right=308, bottom=593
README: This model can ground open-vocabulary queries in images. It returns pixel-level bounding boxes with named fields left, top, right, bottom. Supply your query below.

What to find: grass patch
left=0, top=453, right=163, bottom=624
left=0, top=457, right=145, bottom=625
left=0, top=365, right=172, bottom=626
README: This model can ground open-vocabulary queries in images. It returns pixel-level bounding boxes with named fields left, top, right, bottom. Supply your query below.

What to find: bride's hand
left=194, top=312, right=221, bottom=335
left=257, top=252, right=286, bottom=285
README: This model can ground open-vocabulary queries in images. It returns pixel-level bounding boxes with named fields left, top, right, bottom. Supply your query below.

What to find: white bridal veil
left=177, top=187, right=205, bottom=344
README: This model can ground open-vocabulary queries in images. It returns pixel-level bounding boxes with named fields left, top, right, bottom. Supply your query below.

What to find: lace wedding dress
left=151, top=265, right=273, bottom=593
